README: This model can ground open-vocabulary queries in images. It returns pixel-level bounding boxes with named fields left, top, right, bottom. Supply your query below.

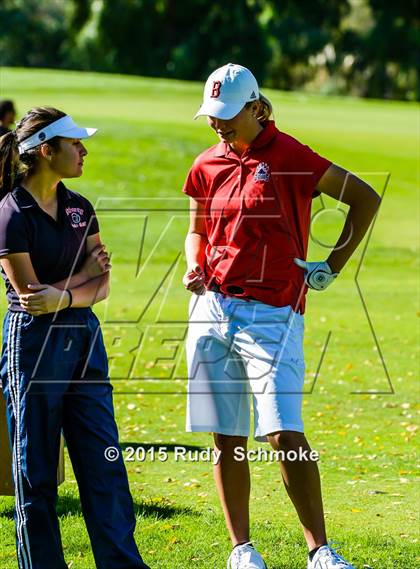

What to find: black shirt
left=0, top=182, right=99, bottom=311
left=0, top=126, right=10, bottom=137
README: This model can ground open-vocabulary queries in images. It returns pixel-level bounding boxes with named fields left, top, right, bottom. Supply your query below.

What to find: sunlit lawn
left=0, top=67, right=418, bottom=568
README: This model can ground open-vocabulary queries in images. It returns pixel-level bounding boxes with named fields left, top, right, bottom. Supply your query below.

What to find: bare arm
left=66, top=233, right=111, bottom=307
left=0, top=233, right=109, bottom=295
left=69, top=271, right=110, bottom=308
left=52, top=233, right=110, bottom=289
left=183, top=197, right=208, bottom=294
left=51, top=232, right=111, bottom=307
left=185, top=197, right=207, bottom=269
left=10, top=233, right=111, bottom=315
left=0, top=254, right=73, bottom=314
left=316, top=164, right=381, bottom=273
left=0, top=253, right=40, bottom=296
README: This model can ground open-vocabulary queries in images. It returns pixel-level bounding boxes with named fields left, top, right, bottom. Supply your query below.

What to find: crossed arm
left=0, top=233, right=111, bottom=315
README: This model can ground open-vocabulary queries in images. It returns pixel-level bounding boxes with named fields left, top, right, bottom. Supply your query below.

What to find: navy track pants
left=1, top=308, right=150, bottom=569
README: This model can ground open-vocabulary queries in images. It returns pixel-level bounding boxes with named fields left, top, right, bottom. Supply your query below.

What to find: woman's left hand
left=294, top=258, right=338, bottom=290
left=19, top=284, right=70, bottom=315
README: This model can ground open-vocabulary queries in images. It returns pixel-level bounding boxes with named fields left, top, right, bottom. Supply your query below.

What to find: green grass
left=0, top=67, right=418, bottom=568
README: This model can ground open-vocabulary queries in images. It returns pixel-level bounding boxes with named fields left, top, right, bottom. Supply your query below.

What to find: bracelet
left=65, top=289, right=73, bottom=308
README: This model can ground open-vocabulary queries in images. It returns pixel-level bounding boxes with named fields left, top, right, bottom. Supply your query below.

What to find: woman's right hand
left=183, top=263, right=206, bottom=295
left=82, top=244, right=111, bottom=280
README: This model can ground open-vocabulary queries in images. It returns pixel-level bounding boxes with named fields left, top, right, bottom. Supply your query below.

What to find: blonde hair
left=246, top=94, right=273, bottom=122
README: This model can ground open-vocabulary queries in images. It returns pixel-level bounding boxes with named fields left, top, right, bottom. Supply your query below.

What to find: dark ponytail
left=0, top=107, right=66, bottom=200
left=0, top=131, right=19, bottom=198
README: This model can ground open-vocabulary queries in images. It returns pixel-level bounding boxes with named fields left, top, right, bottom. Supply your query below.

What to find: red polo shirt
left=182, top=121, right=331, bottom=313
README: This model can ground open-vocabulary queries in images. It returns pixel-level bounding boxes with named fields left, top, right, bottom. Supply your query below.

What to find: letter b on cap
left=211, top=81, right=221, bottom=98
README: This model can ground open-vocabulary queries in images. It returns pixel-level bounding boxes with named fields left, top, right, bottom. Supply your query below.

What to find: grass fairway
left=0, top=67, right=418, bottom=568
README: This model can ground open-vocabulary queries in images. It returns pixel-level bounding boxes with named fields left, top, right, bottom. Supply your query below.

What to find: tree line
left=0, top=0, right=418, bottom=100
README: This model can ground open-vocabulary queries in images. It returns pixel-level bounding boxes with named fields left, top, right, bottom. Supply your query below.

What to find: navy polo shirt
left=0, top=182, right=99, bottom=311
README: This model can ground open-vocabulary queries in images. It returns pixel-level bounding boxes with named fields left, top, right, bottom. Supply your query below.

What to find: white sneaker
left=307, top=543, right=356, bottom=569
left=227, top=542, right=267, bottom=569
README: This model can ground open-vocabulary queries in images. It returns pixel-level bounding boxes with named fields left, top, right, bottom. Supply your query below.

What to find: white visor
left=18, top=115, right=97, bottom=155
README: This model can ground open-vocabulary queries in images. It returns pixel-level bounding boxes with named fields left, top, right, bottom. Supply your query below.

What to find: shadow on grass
left=0, top=442, right=202, bottom=522
left=0, top=494, right=196, bottom=521
left=133, top=499, right=196, bottom=520
left=56, top=495, right=196, bottom=521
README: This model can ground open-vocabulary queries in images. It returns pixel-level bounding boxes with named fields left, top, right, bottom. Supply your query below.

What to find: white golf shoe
left=227, top=542, right=267, bottom=569
left=307, top=544, right=356, bottom=569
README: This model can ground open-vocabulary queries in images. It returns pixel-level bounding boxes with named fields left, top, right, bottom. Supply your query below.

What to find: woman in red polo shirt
left=182, top=64, right=381, bottom=569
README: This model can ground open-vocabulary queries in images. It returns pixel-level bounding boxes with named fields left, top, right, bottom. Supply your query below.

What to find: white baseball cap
left=18, top=115, right=97, bottom=154
left=194, top=63, right=259, bottom=120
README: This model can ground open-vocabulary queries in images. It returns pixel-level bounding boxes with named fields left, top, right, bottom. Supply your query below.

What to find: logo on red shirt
left=254, top=162, right=270, bottom=182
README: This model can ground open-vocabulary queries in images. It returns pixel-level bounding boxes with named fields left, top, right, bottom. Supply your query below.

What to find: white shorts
left=186, top=291, right=305, bottom=442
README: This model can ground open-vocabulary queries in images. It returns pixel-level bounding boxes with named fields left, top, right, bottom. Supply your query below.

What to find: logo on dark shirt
left=254, top=162, right=270, bottom=182
left=66, top=207, right=86, bottom=228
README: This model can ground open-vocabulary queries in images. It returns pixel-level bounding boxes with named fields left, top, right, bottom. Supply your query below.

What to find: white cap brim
left=194, top=100, right=246, bottom=120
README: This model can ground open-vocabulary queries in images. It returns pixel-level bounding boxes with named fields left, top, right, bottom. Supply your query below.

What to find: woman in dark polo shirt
left=0, top=107, right=150, bottom=569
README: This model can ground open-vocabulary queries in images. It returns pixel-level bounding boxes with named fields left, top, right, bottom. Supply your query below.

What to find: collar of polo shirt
left=13, top=182, right=73, bottom=209
left=18, top=115, right=97, bottom=155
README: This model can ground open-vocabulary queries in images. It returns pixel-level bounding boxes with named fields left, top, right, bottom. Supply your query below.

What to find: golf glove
left=294, top=258, right=338, bottom=291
